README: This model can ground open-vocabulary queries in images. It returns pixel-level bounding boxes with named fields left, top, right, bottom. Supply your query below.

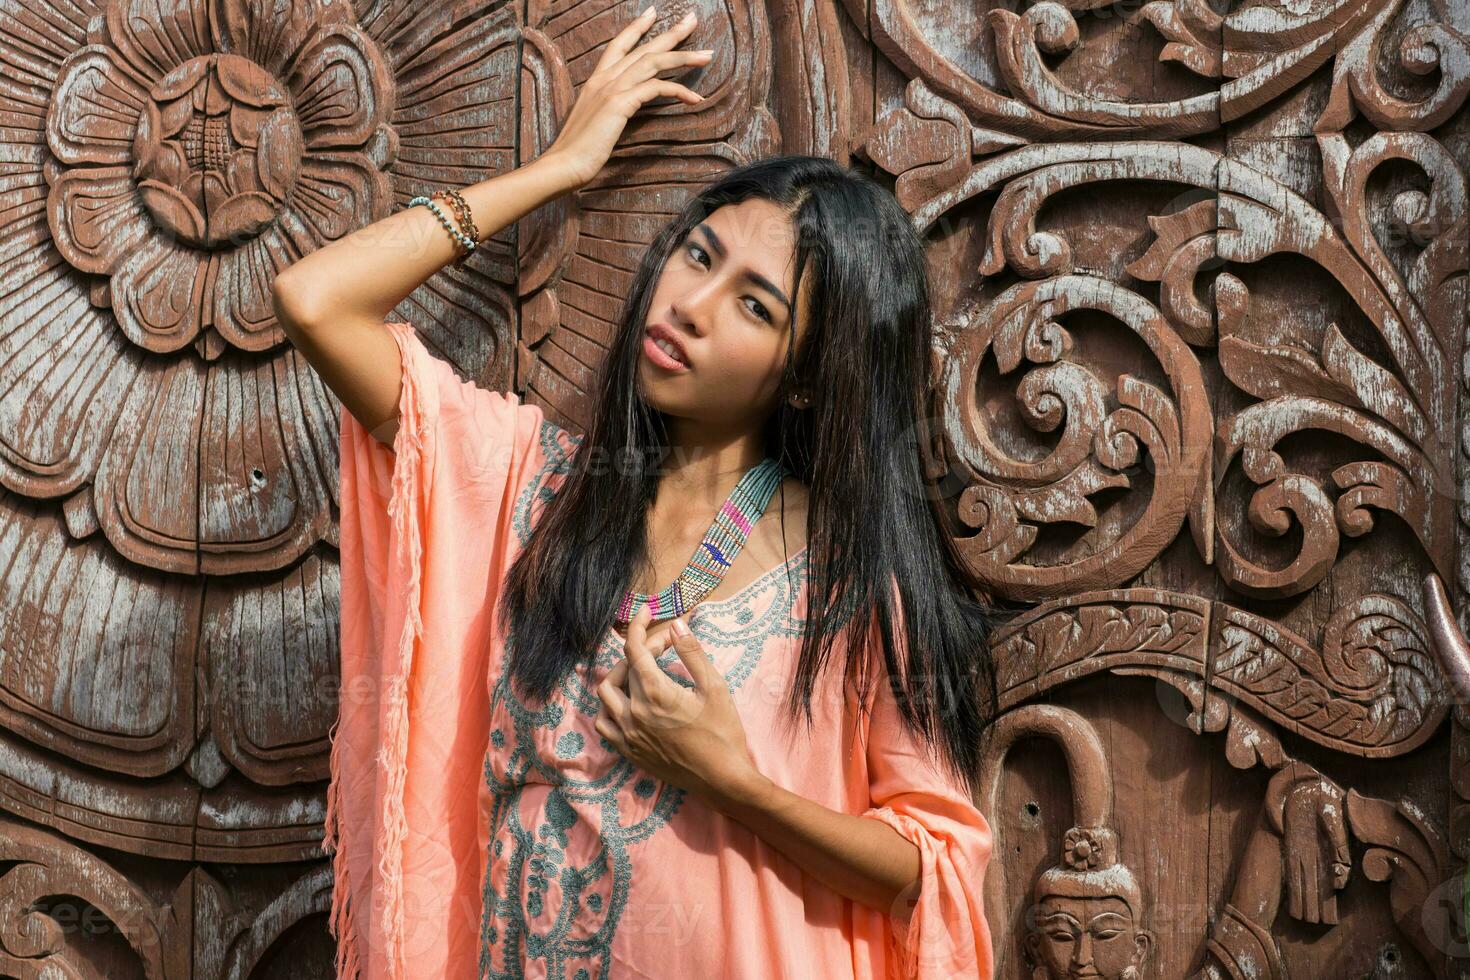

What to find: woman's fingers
left=591, top=6, right=659, bottom=76
left=598, top=8, right=699, bottom=81
left=598, top=666, right=630, bottom=720
left=595, top=656, right=633, bottom=749
left=627, top=78, right=705, bottom=106
left=624, top=602, right=651, bottom=645
left=594, top=695, right=627, bottom=747
left=544, top=8, right=705, bottom=188
left=622, top=605, right=665, bottom=702
left=632, top=9, right=702, bottom=59
left=616, top=48, right=713, bottom=86
left=664, top=617, right=712, bottom=692
left=604, top=655, right=630, bottom=691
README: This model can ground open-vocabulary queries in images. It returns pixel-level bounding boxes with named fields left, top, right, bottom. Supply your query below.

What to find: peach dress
left=328, top=319, right=995, bottom=980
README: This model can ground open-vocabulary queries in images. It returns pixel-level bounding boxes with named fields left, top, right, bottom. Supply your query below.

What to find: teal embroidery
left=481, top=423, right=814, bottom=978
left=555, top=731, right=584, bottom=759
left=510, top=420, right=582, bottom=548
left=479, top=634, right=688, bottom=979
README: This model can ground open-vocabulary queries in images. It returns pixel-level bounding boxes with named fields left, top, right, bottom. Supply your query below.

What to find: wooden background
left=0, top=0, right=1466, bottom=976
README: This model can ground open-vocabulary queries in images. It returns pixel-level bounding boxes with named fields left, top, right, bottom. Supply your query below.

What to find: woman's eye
left=686, top=242, right=771, bottom=323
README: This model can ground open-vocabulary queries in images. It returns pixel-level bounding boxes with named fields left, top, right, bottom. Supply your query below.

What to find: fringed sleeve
left=329, top=319, right=557, bottom=980
left=853, top=623, right=996, bottom=978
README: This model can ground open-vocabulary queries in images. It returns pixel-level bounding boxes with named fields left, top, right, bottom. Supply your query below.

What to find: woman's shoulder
left=773, top=474, right=809, bottom=508
left=368, top=320, right=601, bottom=544
left=756, top=474, right=809, bottom=561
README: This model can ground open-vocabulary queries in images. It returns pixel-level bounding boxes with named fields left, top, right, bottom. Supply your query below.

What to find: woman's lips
left=642, top=334, right=691, bottom=372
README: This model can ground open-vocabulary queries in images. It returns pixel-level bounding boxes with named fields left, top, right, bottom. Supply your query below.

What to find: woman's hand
left=595, top=605, right=762, bottom=808
left=541, top=7, right=711, bottom=190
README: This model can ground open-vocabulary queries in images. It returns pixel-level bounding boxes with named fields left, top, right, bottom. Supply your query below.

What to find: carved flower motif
left=1062, top=827, right=1103, bottom=871
left=45, top=0, right=393, bottom=358
left=0, top=0, right=740, bottom=866
left=0, top=0, right=420, bottom=583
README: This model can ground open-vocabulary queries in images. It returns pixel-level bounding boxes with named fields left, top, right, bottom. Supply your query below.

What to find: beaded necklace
left=615, top=457, right=791, bottom=624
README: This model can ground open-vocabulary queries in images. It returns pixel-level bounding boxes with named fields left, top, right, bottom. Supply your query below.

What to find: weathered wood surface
left=0, top=0, right=1465, bottom=975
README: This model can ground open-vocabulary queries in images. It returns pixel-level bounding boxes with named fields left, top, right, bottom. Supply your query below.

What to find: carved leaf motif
left=1141, top=0, right=1223, bottom=78
left=0, top=0, right=1463, bottom=974
left=938, top=275, right=1211, bottom=600
left=991, top=591, right=1451, bottom=757
left=0, top=818, right=167, bottom=976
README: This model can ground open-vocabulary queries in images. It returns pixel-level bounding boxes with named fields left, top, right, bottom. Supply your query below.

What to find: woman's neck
left=655, top=418, right=769, bottom=509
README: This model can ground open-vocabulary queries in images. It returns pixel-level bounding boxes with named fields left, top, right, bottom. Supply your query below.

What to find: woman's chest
left=484, top=600, right=859, bottom=802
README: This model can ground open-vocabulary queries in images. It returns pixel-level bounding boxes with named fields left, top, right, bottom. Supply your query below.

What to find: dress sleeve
left=328, top=319, right=567, bottom=980
left=855, top=637, right=996, bottom=979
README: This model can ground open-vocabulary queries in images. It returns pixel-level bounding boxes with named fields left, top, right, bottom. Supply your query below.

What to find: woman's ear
left=787, top=389, right=812, bottom=410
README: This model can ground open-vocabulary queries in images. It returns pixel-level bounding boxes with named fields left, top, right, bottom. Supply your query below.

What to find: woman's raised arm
left=271, top=159, right=578, bottom=444
left=271, top=5, right=709, bottom=446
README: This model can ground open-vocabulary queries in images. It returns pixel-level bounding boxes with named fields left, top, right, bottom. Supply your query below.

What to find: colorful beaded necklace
left=615, top=456, right=791, bottom=624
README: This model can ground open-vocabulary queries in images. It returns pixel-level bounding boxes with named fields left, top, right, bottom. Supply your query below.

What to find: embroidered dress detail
left=333, top=319, right=996, bottom=980
left=614, top=456, right=791, bottom=625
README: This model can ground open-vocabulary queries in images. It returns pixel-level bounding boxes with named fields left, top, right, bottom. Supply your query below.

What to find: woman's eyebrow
left=695, top=224, right=792, bottom=312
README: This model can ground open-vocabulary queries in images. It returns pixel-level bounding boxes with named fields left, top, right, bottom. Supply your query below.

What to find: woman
left=274, top=7, right=999, bottom=978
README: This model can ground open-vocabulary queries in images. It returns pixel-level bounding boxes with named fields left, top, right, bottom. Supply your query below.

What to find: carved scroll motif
left=846, top=0, right=1467, bottom=973
left=935, top=275, right=1212, bottom=602
left=0, top=818, right=166, bottom=978
left=990, top=589, right=1451, bottom=757
left=851, top=0, right=1468, bottom=139
left=0, top=815, right=334, bottom=977
left=843, top=0, right=1222, bottom=140
left=898, top=137, right=1463, bottom=602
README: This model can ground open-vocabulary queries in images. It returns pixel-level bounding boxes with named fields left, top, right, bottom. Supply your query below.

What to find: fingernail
left=642, top=5, right=655, bottom=17
left=680, top=10, right=696, bottom=22
left=672, top=617, right=690, bottom=636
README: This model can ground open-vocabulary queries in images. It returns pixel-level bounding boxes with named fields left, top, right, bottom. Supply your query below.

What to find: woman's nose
left=670, top=280, right=720, bottom=330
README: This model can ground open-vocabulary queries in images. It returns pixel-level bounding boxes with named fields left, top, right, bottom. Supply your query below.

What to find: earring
left=789, top=391, right=810, bottom=408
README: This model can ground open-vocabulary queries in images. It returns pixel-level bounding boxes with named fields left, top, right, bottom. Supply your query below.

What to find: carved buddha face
left=1026, top=895, right=1152, bottom=980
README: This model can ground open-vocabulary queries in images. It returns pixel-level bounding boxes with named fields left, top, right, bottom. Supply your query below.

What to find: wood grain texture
left=0, top=0, right=1464, bottom=974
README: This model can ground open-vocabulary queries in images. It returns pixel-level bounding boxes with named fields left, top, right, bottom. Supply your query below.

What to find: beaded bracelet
left=448, top=189, right=480, bottom=243
left=409, top=194, right=475, bottom=264
left=412, top=195, right=474, bottom=257
left=434, top=189, right=480, bottom=245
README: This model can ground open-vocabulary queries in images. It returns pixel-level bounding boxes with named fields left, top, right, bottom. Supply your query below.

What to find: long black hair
left=498, top=154, right=999, bottom=795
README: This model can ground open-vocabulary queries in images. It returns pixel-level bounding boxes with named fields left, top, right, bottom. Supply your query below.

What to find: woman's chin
left=635, top=365, right=683, bottom=406
left=635, top=384, right=699, bottom=423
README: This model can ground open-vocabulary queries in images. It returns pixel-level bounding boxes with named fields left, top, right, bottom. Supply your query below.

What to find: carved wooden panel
left=0, top=0, right=1464, bottom=976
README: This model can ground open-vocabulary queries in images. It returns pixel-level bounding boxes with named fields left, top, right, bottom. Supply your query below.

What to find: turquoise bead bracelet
left=409, top=194, right=476, bottom=261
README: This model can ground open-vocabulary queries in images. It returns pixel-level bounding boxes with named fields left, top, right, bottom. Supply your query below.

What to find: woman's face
left=636, top=198, right=808, bottom=430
